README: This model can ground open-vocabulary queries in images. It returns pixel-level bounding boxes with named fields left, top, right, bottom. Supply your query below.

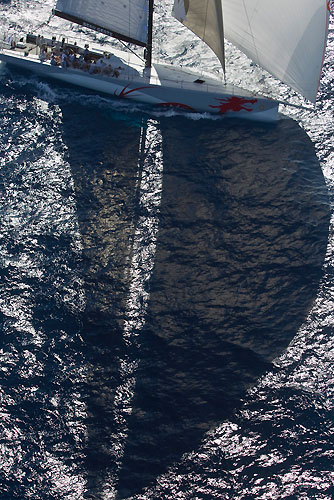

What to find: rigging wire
left=118, top=39, right=146, bottom=63
left=34, top=11, right=53, bottom=33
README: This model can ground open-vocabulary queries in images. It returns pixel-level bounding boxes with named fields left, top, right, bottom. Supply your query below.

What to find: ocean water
left=0, top=2, right=334, bottom=500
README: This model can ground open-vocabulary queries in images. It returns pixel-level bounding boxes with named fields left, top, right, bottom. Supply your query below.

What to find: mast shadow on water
left=59, top=106, right=330, bottom=499
left=59, top=101, right=147, bottom=498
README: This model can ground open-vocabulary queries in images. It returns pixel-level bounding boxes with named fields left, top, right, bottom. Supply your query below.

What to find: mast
left=145, top=0, right=154, bottom=67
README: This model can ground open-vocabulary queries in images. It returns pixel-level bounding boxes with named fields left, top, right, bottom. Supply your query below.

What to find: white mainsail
left=54, top=0, right=149, bottom=46
left=172, top=0, right=330, bottom=102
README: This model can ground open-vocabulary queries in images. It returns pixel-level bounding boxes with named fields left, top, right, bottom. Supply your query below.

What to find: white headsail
left=54, top=0, right=149, bottom=46
left=172, top=0, right=330, bottom=102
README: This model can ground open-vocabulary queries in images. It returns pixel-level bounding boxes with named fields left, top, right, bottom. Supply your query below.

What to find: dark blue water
left=0, top=7, right=334, bottom=500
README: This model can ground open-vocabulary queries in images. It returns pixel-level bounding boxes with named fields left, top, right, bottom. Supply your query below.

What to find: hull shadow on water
left=59, top=106, right=330, bottom=499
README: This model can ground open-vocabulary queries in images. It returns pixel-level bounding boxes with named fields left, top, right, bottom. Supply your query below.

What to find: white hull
left=0, top=44, right=279, bottom=122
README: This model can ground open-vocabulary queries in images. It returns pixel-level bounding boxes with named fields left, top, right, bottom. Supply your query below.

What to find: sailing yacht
left=0, top=0, right=330, bottom=121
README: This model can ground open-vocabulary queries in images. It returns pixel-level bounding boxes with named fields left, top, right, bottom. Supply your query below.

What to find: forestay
left=172, top=0, right=330, bottom=102
left=54, top=0, right=149, bottom=46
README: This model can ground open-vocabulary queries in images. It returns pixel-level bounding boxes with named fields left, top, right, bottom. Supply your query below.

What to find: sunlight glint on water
left=0, top=94, right=88, bottom=499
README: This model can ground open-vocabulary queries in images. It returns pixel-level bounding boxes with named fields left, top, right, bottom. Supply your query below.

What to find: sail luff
left=315, top=2, right=330, bottom=100
left=214, top=0, right=225, bottom=74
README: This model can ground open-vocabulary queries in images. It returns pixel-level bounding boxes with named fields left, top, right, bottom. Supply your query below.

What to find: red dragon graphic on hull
left=210, top=96, right=258, bottom=114
left=115, top=84, right=152, bottom=98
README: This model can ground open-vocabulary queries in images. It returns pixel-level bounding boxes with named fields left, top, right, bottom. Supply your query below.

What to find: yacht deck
left=0, top=34, right=258, bottom=98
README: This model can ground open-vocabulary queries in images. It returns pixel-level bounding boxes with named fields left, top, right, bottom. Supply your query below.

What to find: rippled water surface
left=0, top=2, right=334, bottom=499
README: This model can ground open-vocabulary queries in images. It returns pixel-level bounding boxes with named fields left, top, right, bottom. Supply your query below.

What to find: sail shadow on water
left=57, top=104, right=329, bottom=499
left=116, top=117, right=330, bottom=498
